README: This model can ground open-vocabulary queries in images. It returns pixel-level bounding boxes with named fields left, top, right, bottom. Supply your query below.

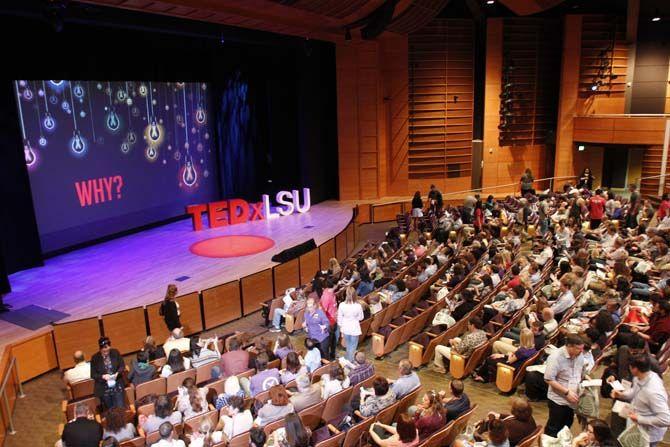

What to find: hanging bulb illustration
left=195, top=105, right=206, bottom=124
left=61, top=100, right=70, bottom=112
left=50, top=80, right=63, bottom=86
left=24, top=140, right=36, bottom=166
left=183, top=157, right=197, bottom=187
left=138, top=84, right=148, bottom=96
left=127, top=130, right=137, bottom=144
left=73, top=83, right=84, bottom=98
left=23, top=87, right=33, bottom=100
left=71, top=130, right=85, bottom=154
left=116, top=88, right=127, bottom=101
left=43, top=112, right=55, bottom=130
left=106, top=108, right=120, bottom=131
left=39, top=137, right=47, bottom=147
left=146, top=145, right=157, bottom=160
left=121, top=142, right=130, bottom=154
left=149, top=116, right=160, bottom=142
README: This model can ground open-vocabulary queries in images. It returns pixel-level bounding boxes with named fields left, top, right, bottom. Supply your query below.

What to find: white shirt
left=337, top=302, right=364, bottom=336
left=550, top=290, right=575, bottom=316
left=160, top=358, right=191, bottom=378
left=220, top=410, right=254, bottom=440
left=64, top=362, right=91, bottom=384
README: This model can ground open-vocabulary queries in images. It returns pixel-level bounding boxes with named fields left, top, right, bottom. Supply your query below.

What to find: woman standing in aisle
left=337, top=287, right=364, bottom=361
left=159, top=284, right=181, bottom=332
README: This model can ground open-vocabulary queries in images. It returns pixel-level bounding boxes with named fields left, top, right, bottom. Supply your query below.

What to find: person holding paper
left=543, top=334, right=585, bottom=437
left=610, top=355, right=670, bottom=447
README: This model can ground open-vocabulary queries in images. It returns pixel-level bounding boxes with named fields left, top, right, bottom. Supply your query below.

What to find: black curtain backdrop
left=0, top=1, right=338, bottom=291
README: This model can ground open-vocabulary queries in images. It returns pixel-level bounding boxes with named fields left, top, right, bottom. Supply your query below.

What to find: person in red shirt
left=506, top=264, right=522, bottom=289
left=657, top=193, right=670, bottom=221
left=587, top=189, right=606, bottom=230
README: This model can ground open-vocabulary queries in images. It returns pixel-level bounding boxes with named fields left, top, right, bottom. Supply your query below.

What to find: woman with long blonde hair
left=337, top=286, right=364, bottom=361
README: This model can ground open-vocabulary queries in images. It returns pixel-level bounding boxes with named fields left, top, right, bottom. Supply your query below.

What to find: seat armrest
left=426, top=332, right=439, bottom=338
left=328, top=424, right=341, bottom=434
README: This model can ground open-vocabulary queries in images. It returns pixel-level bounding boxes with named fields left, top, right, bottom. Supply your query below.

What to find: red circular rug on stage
left=190, top=235, right=276, bottom=258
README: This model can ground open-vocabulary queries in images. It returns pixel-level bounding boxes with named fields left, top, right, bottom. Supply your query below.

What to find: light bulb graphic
left=138, top=84, right=148, bottom=96
left=195, top=106, right=206, bottom=124
left=127, top=130, right=136, bottom=144
left=39, top=137, right=47, bottom=147
left=71, top=130, right=85, bottom=154
left=121, top=142, right=130, bottom=154
left=43, top=112, right=55, bottom=130
left=116, top=88, right=126, bottom=101
left=146, top=145, right=157, bottom=161
left=24, top=140, right=36, bottom=166
left=176, top=82, right=185, bottom=88
left=61, top=100, right=70, bottom=112
left=73, top=83, right=84, bottom=98
left=149, top=117, right=160, bottom=142
left=183, top=158, right=197, bottom=187
left=106, top=109, right=120, bottom=131
left=50, top=80, right=63, bottom=86
left=23, top=87, right=33, bottom=100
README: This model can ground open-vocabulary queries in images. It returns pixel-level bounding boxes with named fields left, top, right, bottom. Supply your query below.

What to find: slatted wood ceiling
left=408, top=19, right=474, bottom=180
left=579, top=15, right=627, bottom=98
left=498, top=18, right=561, bottom=147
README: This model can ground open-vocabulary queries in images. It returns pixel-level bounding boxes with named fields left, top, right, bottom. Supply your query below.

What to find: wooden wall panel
left=572, top=116, right=666, bottom=145
left=553, top=15, right=583, bottom=180
left=372, top=203, right=402, bottom=222
left=273, top=259, right=300, bottom=297
left=241, top=269, right=273, bottom=316
left=11, top=332, right=58, bottom=382
left=356, top=204, right=371, bottom=224
left=53, top=318, right=101, bottom=369
left=319, top=239, right=336, bottom=270
left=335, top=232, right=347, bottom=262
left=146, top=302, right=170, bottom=343
left=408, top=19, right=474, bottom=182
left=202, top=281, right=242, bottom=330
left=641, top=145, right=668, bottom=197
left=101, top=307, right=147, bottom=355
left=299, top=249, right=320, bottom=286
left=346, top=223, right=355, bottom=256
left=175, top=292, right=202, bottom=336
left=337, top=43, right=361, bottom=200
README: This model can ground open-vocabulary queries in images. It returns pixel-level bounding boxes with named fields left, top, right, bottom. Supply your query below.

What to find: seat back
left=311, top=362, right=332, bottom=384
left=237, top=368, right=256, bottom=379
left=314, top=429, right=345, bottom=447
left=184, top=409, right=219, bottom=434
left=351, top=374, right=377, bottom=398
left=375, top=401, right=400, bottom=425
left=380, top=302, right=401, bottom=327
left=67, top=378, right=95, bottom=401
left=208, top=378, right=225, bottom=396
left=443, top=404, right=477, bottom=447
left=359, top=317, right=373, bottom=340
left=263, top=417, right=286, bottom=436
left=322, top=387, right=353, bottom=422
left=342, top=416, right=375, bottom=447
left=421, top=422, right=453, bottom=447
left=517, top=425, right=543, bottom=447
left=195, top=361, right=219, bottom=384
left=167, top=368, right=197, bottom=394
left=120, top=436, right=146, bottom=447
left=145, top=423, right=182, bottom=445
left=298, top=400, right=326, bottom=430
left=65, top=396, right=99, bottom=420
left=268, top=358, right=281, bottom=370
left=227, top=431, right=251, bottom=447
left=135, top=377, right=167, bottom=402
left=369, top=307, right=388, bottom=335
left=137, top=402, right=155, bottom=418
left=396, top=386, right=422, bottom=416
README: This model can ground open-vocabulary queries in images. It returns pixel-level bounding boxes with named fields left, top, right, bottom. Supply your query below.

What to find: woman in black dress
left=159, top=284, right=181, bottom=331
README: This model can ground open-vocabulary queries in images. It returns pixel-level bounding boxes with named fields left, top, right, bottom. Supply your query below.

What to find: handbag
left=577, top=385, right=599, bottom=418
left=618, top=423, right=650, bottom=447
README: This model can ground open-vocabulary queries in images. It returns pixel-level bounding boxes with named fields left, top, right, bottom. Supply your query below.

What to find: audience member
left=338, top=287, right=364, bottom=361
left=486, top=398, right=536, bottom=446
left=218, top=336, right=249, bottom=377
left=59, top=402, right=102, bottom=447
left=214, top=375, right=246, bottom=410
left=255, top=385, right=294, bottom=427
left=391, top=359, right=420, bottom=398
left=153, top=422, right=186, bottom=447
left=368, top=414, right=419, bottom=447
left=249, top=353, right=280, bottom=397
left=290, top=374, right=322, bottom=412
left=63, top=350, right=91, bottom=385
left=215, top=395, right=253, bottom=440
left=189, top=337, right=220, bottom=368
left=161, top=349, right=190, bottom=378
left=321, top=363, right=350, bottom=399
left=411, top=390, right=445, bottom=440
left=280, top=351, right=307, bottom=384
left=159, top=284, right=181, bottom=332
left=303, top=338, right=322, bottom=373
left=360, top=377, right=396, bottom=417
left=274, top=333, right=295, bottom=360
left=102, top=407, right=136, bottom=442
left=303, top=297, right=331, bottom=357
left=441, top=379, right=470, bottom=422
left=143, top=336, right=166, bottom=361
left=163, top=328, right=190, bottom=355
left=91, top=337, right=126, bottom=410
left=139, top=395, right=182, bottom=434
left=345, top=351, right=375, bottom=386
left=128, top=350, right=156, bottom=386
left=176, top=377, right=209, bottom=419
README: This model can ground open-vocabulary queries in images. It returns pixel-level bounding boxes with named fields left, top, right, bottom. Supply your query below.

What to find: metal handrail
left=575, top=114, right=670, bottom=117
left=440, top=175, right=578, bottom=198
left=0, top=356, right=26, bottom=435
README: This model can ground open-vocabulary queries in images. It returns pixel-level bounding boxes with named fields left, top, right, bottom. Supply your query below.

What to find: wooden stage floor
left=0, top=201, right=354, bottom=351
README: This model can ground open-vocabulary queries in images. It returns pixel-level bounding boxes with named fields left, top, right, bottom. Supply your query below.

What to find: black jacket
left=61, top=417, right=103, bottom=447
left=90, top=349, right=125, bottom=399
left=160, top=300, right=181, bottom=331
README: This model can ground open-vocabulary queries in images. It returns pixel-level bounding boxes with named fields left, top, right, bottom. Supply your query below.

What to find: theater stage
left=0, top=201, right=354, bottom=352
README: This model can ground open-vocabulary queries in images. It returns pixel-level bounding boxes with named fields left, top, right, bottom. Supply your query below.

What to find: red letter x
left=250, top=202, right=265, bottom=221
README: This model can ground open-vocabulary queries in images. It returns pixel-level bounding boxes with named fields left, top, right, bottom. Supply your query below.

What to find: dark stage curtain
left=0, top=82, right=44, bottom=292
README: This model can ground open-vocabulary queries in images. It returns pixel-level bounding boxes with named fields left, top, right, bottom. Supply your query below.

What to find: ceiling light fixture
left=652, top=9, right=661, bottom=21
left=487, top=0, right=495, bottom=4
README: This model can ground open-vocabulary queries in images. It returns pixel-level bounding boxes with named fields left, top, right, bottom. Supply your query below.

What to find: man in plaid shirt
left=346, top=351, right=375, bottom=385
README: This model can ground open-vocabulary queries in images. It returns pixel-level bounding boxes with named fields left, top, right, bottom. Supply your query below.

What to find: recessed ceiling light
left=652, top=16, right=661, bottom=22
left=578, top=145, right=585, bottom=151
left=487, top=0, right=495, bottom=4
